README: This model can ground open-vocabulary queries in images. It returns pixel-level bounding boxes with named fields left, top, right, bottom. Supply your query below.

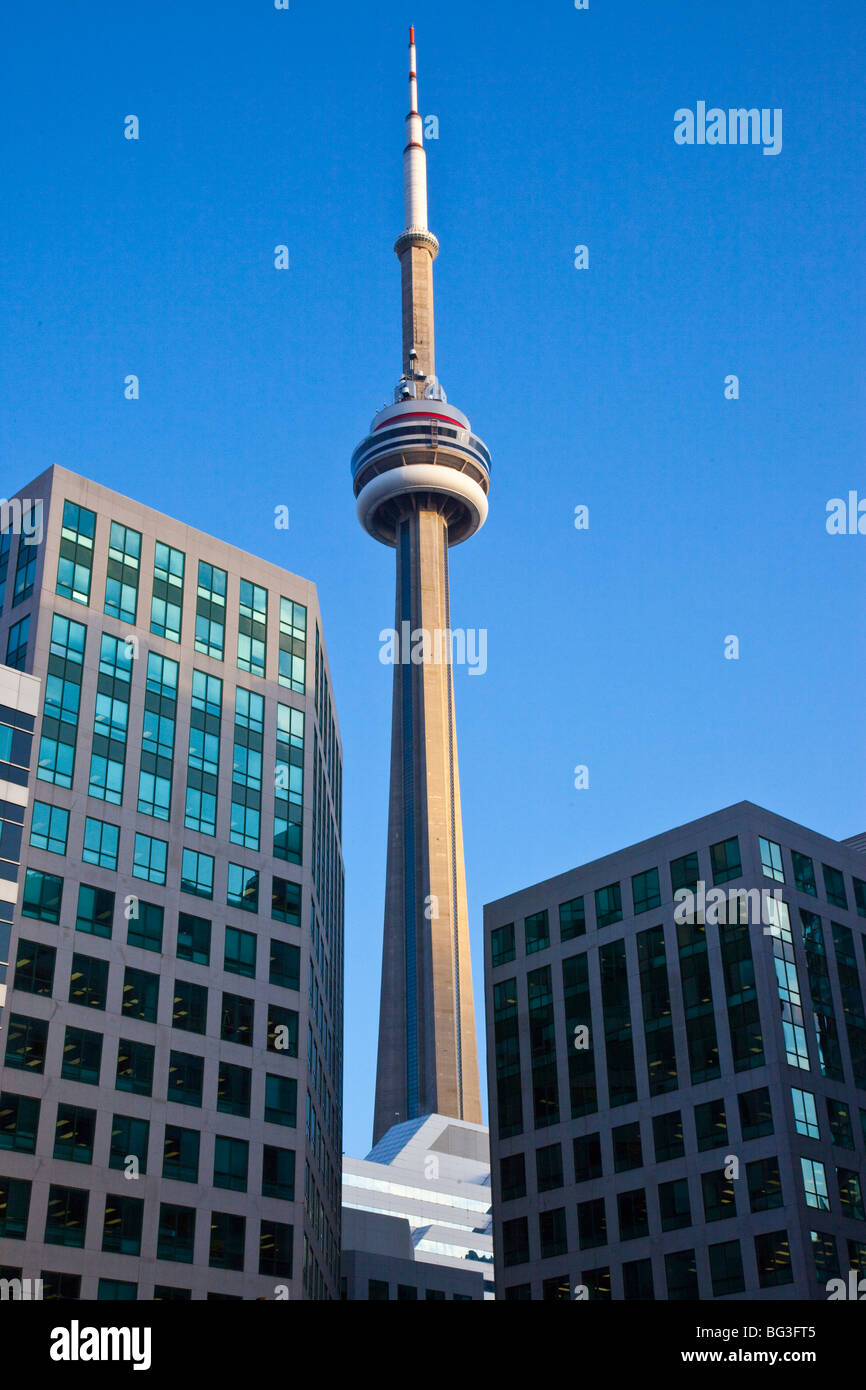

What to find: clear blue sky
left=2, top=0, right=864, bottom=1159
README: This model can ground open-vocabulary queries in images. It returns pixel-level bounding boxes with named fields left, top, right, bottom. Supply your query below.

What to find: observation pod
left=351, top=399, right=491, bottom=547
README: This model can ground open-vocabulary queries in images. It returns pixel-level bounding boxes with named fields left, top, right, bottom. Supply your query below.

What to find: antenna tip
left=409, top=26, right=415, bottom=44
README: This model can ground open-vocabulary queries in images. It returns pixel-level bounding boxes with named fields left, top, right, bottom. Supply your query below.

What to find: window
left=665, top=1249, right=698, bottom=1301
left=230, top=688, right=263, bottom=850
left=181, top=849, right=213, bottom=900
left=101, top=1194, right=143, bottom=1256
left=0, top=1092, right=40, bottom=1153
left=617, top=1188, right=648, bottom=1242
left=76, top=884, right=114, bottom=939
left=62, top=1026, right=102, bottom=1086
left=29, top=802, right=68, bottom=856
left=5, top=616, right=30, bottom=671
left=600, top=937, right=636, bottom=1107
left=53, top=1104, right=95, bottom=1164
left=612, top=1122, right=642, bottom=1172
left=0, top=1175, right=31, bottom=1239
left=491, top=923, right=515, bottom=967
left=270, top=940, right=300, bottom=991
left=267, top=1004, right=298, bottom=1056
left=260, top=1220, right=293, bottom=1278
left=792, top=1087, right=820, bottom=1139
left=45, top=1185, right=88, bottom=1247
left=528, top=964, right=559, bottom=1127
left=822, top=863, right=848, bottom=909
left=576, top=1197, right=606, bottom=1251
left=4, top=1014, right=49, bottom=1073
left=51, top=1106, right=94, bottom=1162
left=632, top=867, right=661, bottom=915
left=158, top=1204, right=196, bottom=1263
left=759, top=836, right=785, bottom=883
left=97, top=1279, right=136, bottom=1301
left=209, top=1211, right=245, bottom=1271
left=271, top=875, right=301, bottom=925
left=622, top=1259, right=654, bottom=1301
left=163, top=1126, right=200, bottom=1184
left=115, top=1038, right=154, bottom=1096
left=150, top=542, right=185, bottom=643
left=708, top=1239, right=744, bottom=1297
left=367, top=1279, right=389, bottom=1301
left=214, top=1136, right=249, bottom=1192
left=225, top=926, right=257, bottom=979
left=701, top=1169, right=736, bottom=1223
left=82, top=816, right=119, bottom=870
left=694, top=1099, right=727, bottom=1152
left=68, top=952, right=109, bottom=1010
left=221, top=992, right=253, bottom=1046
left=502, top=1216, right=530, bottom=1266
left=755, top=1230, right=793, bottom=1288
left=109, top=1115, right=149, bottom=1174
left=852, top=876, right=866, bottom=919
left=811, top=1230, right=840, bottom=1283
left=264, top=1074, right=296, bottom=1127
left=659, top=1178, right=691, bottom=1232
left=127, top=899, right=164, bottom=953
left=238, top=579, right=267, bottom=676
left=37, top=613, right=85, bottom=790
left=539, top=1207, right=567, bottom=1259
left=173, top=980, right=208, bottom=1034
left=573, top=1133, right=602, bottom=1182
left=14, top=939, right=56, bottom=996
left=524, top=910, right=549, bottom=955
left=273, top=702, right=303, bottom=864
left=56, top=500, right=96, bottom=605
left=838, top=1168, right=866, bottom=1220
left=500, top=1152, right=526, bottom=1201
left=168, top=1052, right=203, bottom=1108
left=738, top=1087, right=773, bottom=1140
left=122, top=967, right=159, bottom=1023
left=747, top=1156, right=783, bottom=1212
left=827, top=1099, right=854, bottom=1149
left=8, top=524, right=42, bottom=612
left=559, top=896, right=585, bottom=941
left=278, top=597, right=306, bottom=692
left=594, top=882, right=622, bottom=929
left=262, top=1146, right=295, bottom=1201
left=653, top=1111, right=684, bottom=1163
left=710, top=836, right=742, bottom=884
left=670, top=851, right=700, bottom=894
left=228, top=863, right=258, bottom=913
left=132, top=832, right=168, bottom=885
left=0, top=797, right=24, bottom=865
left=536, top=1143, right=563, bottom=1193
left=104, top=521, right=141, bottom=623
left=195, top=561, right=227, bottom=659
left=792, top=851, right=817, bottom=896
left=217, top=1062, right=251, bottom=1118
left=21, top=868, right=62, bottom=923
left=177, top=912, right=211, bottom=966
left=801, top=1157, right=830, bottom=1211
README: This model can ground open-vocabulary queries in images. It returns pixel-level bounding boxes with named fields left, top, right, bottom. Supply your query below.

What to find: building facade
left=352, top=30, right=488, bottom=1143
left=0, top=466, right=344, bottom=1299
left=484, top=802, right=866, bottom=1300
left=341, top=1112, right=493, bottom=1299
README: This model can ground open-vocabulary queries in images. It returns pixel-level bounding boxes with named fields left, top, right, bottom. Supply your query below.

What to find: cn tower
left=353, top=29, right=490, bottom=1144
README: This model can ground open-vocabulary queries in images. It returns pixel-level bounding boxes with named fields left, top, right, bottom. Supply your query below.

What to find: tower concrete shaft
left=373, top=502, right=482, bottom=1141
left=354, top=29, right=488, bottom=1144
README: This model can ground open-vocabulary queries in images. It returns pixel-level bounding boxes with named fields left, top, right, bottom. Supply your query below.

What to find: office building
left=0, top=467, right=344, bottom=1299
left=484, top=802, right=866, bottom=1300
left=351, top=29, right=489, bottom=1143
left=341, top=1112, right=493, bottom=1299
